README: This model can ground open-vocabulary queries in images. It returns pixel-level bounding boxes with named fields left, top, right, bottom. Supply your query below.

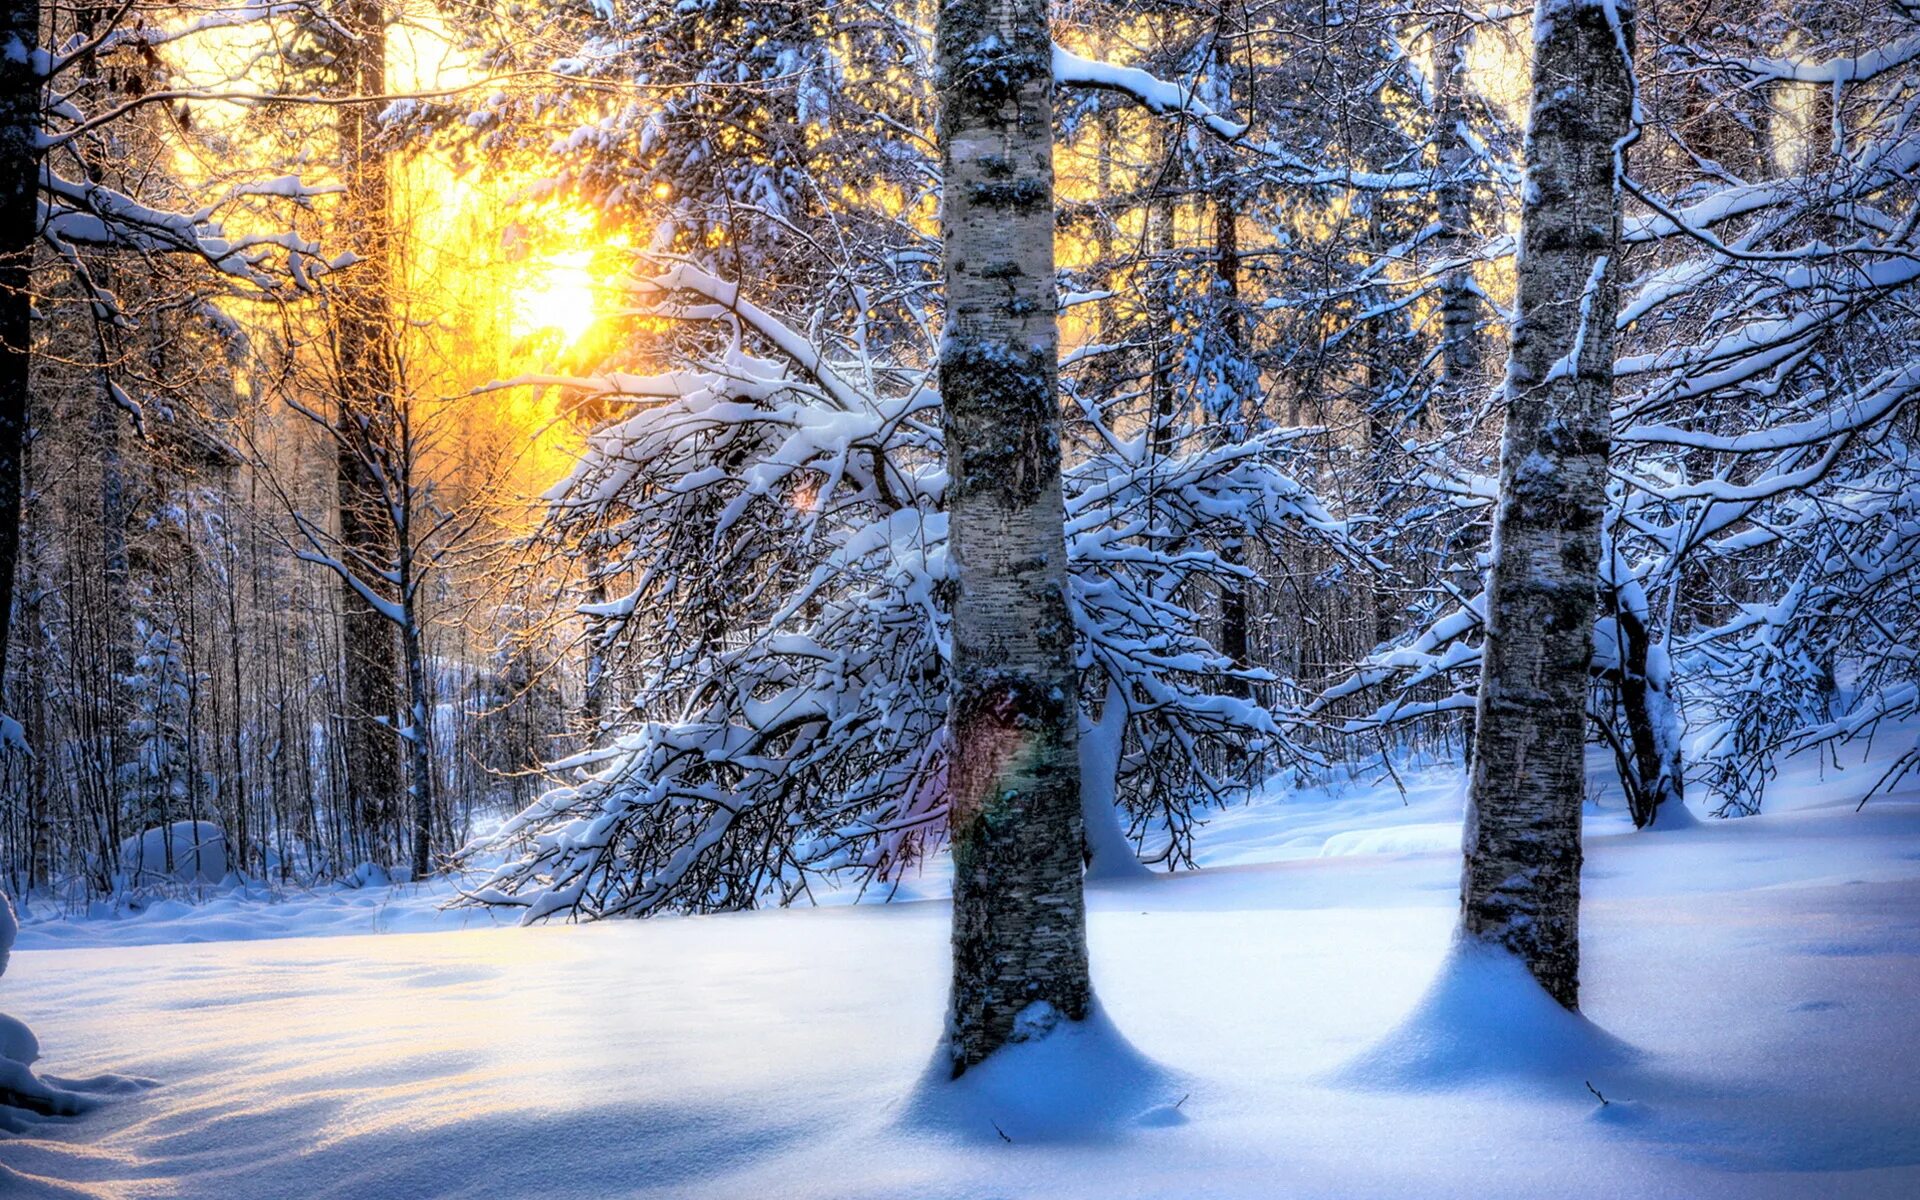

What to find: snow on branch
left=1051, top=45, right=1248, bottom=140
left=1684, top=32, right=1920, bottom=87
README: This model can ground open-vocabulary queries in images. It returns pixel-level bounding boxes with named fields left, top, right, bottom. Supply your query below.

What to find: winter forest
left=0, top=0, right=1917, bottom=1194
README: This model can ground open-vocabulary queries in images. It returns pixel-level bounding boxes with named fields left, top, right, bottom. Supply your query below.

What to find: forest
left=0, top=0, right=1917, bottom=1195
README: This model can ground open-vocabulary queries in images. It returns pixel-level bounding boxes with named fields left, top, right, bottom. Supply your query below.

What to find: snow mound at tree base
left=1334, top=937, right=1638, bottom=1091
left=900, top=1000, right=1186, bottom=1143
left=1643, top=798, right=1701, bottom=830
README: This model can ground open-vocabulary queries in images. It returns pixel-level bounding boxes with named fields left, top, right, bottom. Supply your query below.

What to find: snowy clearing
left=3, top=747, right=1918, bottom=1198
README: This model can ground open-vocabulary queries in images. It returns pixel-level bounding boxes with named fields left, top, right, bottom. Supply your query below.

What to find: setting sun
left=515, top=252, right=599, bottom=345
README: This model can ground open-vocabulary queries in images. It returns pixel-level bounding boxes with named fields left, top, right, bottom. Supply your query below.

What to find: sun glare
left=515, top=253, right=599, bottom=346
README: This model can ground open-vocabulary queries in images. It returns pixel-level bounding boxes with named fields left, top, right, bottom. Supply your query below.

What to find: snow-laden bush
left=463, top=267, right=1361, bottom=920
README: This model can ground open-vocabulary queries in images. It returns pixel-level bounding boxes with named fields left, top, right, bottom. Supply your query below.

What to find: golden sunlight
left=514, top=251, right=600, bottom=346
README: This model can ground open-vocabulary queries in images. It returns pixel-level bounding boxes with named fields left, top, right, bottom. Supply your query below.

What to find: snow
left=14, top=873, right=509, bottom=951
left=1336, top=937, right=1637, bottom=1089
left=3, top=893, right=144, bottom=1134
left=1052, top=46, right=1249, bottom=141
left=119, top=822, right=229, bottom=887
left=4, top=739, right=1919, bottom=1196
left=901, top=1001, right=1183, bottom=1142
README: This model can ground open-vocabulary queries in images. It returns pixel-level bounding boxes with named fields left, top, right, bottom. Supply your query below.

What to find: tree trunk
left=1460, top=0, right=1635, bottom=1011
left=1434, top=16, right=1487, bottom=769
left=1148, top=146, right=1178, bottom=463
left=1360, top=188, right=1401, bottom=650
left=0, top=0, right=38, bottom=691
left=333, top=0, right=404, bottom=861
left=936, top=0, right=1091, bottom=1076
left=1208, top=46, right=1251, bottom=695
left=579, top=544, right=610, bottom=738
left=1434, top=15, right=1482, bottom=402
left=399, top=586, right=434, bottom=880
left=1610, top=602, right=1685, bottom=828
left=1080, top=677, right=1150, bottom=879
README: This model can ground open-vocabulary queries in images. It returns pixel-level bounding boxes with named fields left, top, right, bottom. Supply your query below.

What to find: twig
left=1585, top=1080, right=1609, bottom=1106
left=990, top=1119, right=1012, bottom=1144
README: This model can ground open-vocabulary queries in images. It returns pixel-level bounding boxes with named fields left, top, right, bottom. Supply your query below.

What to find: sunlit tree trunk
left=936, top=0, right=1091, bottom=1075
left=1460, top=0, right=1635, bottom=1010
left=333, top=0, right=405, bottom=862
left=0, top=0, right=37, bottom=690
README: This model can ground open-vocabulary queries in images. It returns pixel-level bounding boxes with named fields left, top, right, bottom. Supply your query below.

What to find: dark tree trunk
left=0, top=0, right=38, bottom=690
left=1460, top=0, right=1636, bottom=1011
left=1434, top=15, right=1482, bottom=402
left=1209, top=50, right=1251, bottom=694
left=936, top=0, right=1091, bottom=1076
left=579, top=544, right=610, bottom=738
left=1609, top=603, right=1684, bottom=828
left=332, top=0, right=404, bottom=860
left=399, top=584, right=434, bottom=879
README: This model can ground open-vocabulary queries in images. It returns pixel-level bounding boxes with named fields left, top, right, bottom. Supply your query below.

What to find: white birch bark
left=1460, top=0, right=1637, bottom=1010
left=936, top=0, right=1091, bottom=1074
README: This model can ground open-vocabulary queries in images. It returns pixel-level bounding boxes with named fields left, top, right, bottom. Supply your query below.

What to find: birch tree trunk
left=0, top=0, right=37, bottom=689
left=332, top=0, right=405, bottom=860
left=936, top=0, right=1090, bottom=1076
left=1460, top=0, right=1636, bottom=1010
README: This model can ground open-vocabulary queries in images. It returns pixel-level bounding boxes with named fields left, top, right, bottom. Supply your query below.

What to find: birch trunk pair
left=933, top=0, right=1638, bottom=1075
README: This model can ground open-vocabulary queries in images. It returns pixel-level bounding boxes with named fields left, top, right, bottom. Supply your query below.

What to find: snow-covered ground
left=4, top=742, right=1918, bottom=1198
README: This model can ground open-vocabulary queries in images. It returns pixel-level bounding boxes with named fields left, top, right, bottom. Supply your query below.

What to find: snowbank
left=119, top=821, right=228, bottom=886
left=13, top=871, right=509, bottom=952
